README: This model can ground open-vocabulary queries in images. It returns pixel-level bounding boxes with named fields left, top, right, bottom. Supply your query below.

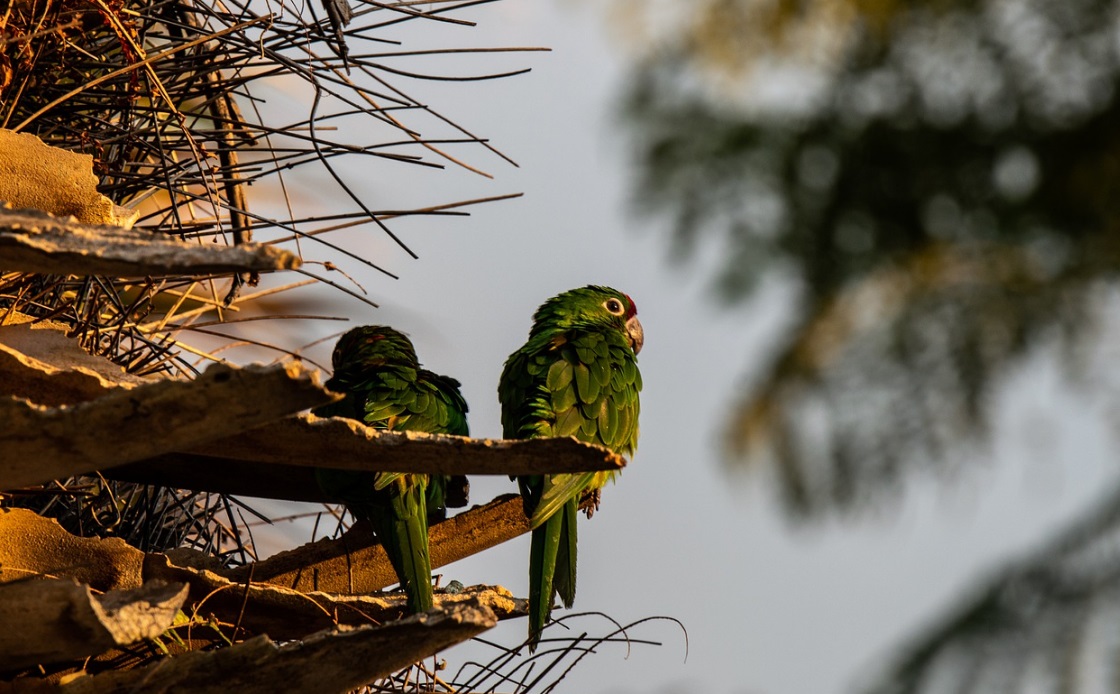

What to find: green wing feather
left=313, top=326, right=469, bottom=613
left=529, top=471, right=595, bottom=530
left=552, top=497, right=578, bottom=609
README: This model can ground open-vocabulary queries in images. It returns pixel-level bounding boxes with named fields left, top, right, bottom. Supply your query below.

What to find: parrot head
left=330, top=325, right=419, bottom=371
left=531, top=285, right=644, bottom=355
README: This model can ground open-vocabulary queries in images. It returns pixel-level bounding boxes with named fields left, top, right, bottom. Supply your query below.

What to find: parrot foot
left=578, top=488, right=601, bottom=518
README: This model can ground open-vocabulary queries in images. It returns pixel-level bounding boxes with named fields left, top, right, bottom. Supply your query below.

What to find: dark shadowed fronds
left=335, top=612, right=688, bottom=693
left=0, top=0, right=533, bottom=556
left=5, top=476, right=264, bottom=566
left=439, top=613, right=688, bottom=694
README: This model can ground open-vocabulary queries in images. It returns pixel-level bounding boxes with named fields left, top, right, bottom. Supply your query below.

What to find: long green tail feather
left=553, top=498, right=578, bottom=609
left=372, top=482, right=433, bottom=613
left=528, top=507, right=565, bottom=652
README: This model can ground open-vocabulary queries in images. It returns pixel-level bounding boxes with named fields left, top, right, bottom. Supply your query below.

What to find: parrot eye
left=603, top=298, right=625, bottom=315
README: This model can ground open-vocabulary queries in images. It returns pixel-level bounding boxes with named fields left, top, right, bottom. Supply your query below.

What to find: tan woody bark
left=0, top=579, right=188, bottom=671
left=0, top=361, right=337, bottom=490
left=18, top=605, right=497, bottom=694
left=0, top=206, right=298, bottom=277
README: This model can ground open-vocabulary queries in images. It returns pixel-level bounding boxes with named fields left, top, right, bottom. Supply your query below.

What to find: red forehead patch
left=624, top=293, right=637, bottom=318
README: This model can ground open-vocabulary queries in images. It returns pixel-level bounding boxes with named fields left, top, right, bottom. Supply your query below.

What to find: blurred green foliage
left=622, top=0, right=1120, bottom=516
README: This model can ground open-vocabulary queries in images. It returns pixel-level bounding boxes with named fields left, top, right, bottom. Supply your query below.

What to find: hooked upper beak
left=626, top=315, right=644, bottom=355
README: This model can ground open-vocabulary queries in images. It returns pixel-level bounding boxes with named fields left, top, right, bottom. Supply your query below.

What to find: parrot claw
left=578, top=488, right=602, bottom=518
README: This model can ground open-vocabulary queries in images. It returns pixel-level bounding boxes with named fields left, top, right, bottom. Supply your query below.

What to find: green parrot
left=498, top=285, right=644, bottom=651
left=313, top=325, right=469, bottom=613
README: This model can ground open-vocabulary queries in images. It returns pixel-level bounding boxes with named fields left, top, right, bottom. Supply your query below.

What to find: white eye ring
left=603, top=298, right=625, bottom=315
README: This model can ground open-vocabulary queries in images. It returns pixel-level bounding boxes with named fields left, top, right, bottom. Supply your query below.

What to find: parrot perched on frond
left=313, top=325, right=469, bottom=613
left=498, top=285, right=644, bottom=651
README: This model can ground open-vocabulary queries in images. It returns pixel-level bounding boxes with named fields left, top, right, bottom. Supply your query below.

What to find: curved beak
left=626, top=315, right=644, bottom=355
